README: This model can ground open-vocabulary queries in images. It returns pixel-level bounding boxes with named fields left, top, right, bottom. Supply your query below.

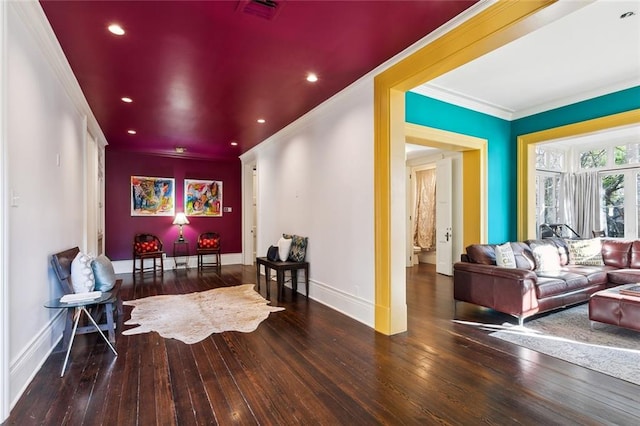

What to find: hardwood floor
left=5, top=263, right=639, bottom=425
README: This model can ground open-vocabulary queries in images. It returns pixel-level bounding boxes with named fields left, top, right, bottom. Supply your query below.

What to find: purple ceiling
left=40, top=1, right=476, bottom=160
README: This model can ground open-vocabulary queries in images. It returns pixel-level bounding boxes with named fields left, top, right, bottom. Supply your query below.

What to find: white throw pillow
left=71, top=251, right=96, bottom=293
left=566, top=238, right=604, bottom=266
left=532, top=245, right=561, bottom=271
left=495, top=242, right=516, bottom=268
left=277, top=237, right=292, bottom=262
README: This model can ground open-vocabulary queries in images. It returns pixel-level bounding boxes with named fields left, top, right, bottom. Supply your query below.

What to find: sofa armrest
left=453, top=262, right=539, bottom=318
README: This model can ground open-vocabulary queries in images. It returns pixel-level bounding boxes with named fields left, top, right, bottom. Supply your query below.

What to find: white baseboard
left=112, top=253, right=243, bottom=275
left=280, top=277, right=374, bottom=328
left=10, top=311, right=64, bottom=409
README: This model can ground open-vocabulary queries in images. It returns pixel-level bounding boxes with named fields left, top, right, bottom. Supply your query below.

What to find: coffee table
left=589, top=284, right=640, bottom=332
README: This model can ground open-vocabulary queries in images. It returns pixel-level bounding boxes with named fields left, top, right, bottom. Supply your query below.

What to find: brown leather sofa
left=453, top=238, right=640, bottom=325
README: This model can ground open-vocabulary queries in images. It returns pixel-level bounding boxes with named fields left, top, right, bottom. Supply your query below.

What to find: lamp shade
left=173, top=212, right=190, bottom=225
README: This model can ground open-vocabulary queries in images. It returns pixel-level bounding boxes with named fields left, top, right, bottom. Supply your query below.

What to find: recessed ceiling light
left=127, top=130, right=136, bottom=135
left=257, top=118, right=266, bottom=124
left=175, top=147, right=186, bottom=153
left=231, top=141, right=238, bottom=146
left=620, top=11, right=636, bottom=19
left=306, top=73, right=318, bottom=82
left=121, top=97, right=133, bottom=103
left=108, top=24, right=125, bottom=36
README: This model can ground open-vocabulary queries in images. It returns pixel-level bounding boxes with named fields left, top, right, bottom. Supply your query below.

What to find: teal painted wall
left=406, top=86, right=640, bottom=243
left=406, top=92, right=512, bottom=243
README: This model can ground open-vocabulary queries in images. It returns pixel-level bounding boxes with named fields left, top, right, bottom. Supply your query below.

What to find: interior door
left=436, top=157, right=453, bottom=275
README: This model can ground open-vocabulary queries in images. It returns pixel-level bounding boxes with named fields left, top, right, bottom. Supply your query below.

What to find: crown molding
left=412, top=76, right=640, bottom=122
left=9, top=1, right=107, bottom=147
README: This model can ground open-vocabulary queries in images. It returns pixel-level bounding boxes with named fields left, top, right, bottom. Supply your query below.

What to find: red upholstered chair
left=196, top=232, right=221, bottom=272
left=133, top=233, right=164, bottom=275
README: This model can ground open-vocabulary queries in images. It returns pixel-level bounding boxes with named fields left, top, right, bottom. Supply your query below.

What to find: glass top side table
left=44, top=292, right=118, bottom=376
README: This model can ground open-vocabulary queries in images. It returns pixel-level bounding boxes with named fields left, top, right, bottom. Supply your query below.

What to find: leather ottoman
left=589, top=284, right=640, bottom=332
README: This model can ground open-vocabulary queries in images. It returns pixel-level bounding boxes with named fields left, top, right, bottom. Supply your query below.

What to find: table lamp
left=173, top=212, right=190, bottom=242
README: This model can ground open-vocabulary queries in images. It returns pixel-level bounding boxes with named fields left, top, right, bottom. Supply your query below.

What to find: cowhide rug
left=122, top=284, right=284, bottom=344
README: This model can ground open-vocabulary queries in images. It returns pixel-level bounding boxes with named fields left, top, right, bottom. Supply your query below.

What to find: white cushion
left=71, top=252, right=95, bottom=293
left=277, top=237, right=292, bottom=262
left=532, top=245, right=561, bottom=271
left=566, top=238, right=604, bottom=266
left=495, top=242, right=516, bottom=268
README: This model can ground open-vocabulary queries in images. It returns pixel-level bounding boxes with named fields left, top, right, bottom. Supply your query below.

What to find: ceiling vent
left=237, top=0, right=283, bottom=21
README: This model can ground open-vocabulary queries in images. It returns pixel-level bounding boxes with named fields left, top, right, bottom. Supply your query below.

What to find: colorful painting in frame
left=185, top=179, right=223, bottom=217
left=131, top=176, right=175, bottom=216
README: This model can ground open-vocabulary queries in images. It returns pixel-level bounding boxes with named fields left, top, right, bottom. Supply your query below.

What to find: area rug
left=486, top=304, right=640, bottom=385
left=122, top=284, right=284, bottom=344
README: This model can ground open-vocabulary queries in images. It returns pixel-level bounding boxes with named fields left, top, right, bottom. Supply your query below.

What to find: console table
left=173, top=240, right=189, bottom=269
left=256, top=257, right=309, bottom=301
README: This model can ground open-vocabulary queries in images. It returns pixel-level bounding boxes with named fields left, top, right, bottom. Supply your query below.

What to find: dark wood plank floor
left=5, top=263, right=639, bottom=425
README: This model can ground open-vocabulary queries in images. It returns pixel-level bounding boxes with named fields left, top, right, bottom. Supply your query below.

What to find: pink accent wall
left=105, top=150, right=242, bottom=260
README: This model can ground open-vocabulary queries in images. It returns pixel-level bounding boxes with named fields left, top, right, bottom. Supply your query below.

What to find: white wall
left=244, top=78, right=376, bottom=326
left=3, top=2, right=103, bottom=415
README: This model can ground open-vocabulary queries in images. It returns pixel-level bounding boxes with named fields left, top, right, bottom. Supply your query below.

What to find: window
left=615, top=143, right=640, bottom=165
left=580, top=148, right=607, bottom=169
left=536, top=172, right=561, bottom=232
left=536, top=145, right=564, bottom=171
left=600, top=173, right=624, bottom=237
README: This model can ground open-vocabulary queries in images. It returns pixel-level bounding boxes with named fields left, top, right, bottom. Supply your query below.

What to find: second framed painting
left=184, top=179, right=223, bottom=217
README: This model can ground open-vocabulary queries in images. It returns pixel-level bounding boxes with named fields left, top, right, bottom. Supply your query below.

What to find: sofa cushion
left=561, top=265, right=610, bottom=285
left=535, top=276, right=571, bottom=299
left=534, top=270, right=588, bottom=298
left=465, top=244, right=496, bottom=265
left=607, top=268, right=640, bottom=285
left=566, top=238, right=604, bottom=266
left=511, top=242, right=536, bottom=270
left=629, top=241, right=640, bottom=268
left=495, top=243, right=516, bottom=268
left=601, top=239, right=632, bottom=268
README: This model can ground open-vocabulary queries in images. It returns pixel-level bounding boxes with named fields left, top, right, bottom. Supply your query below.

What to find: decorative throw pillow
left=71, top=252, right=95, bottom=293
left=566, top=238, right=604, bottom=266
left=277, top=237, right=293, bottom=262
left=283, top=234, right=308, bottom=262
left=198, top=237, right=219, bottom=249
left=134, top=241, right=158, bottom=253
left=495, top=242, right=516, bottom=268
left=532, top=245, right=561, bottom=271
left=92, top=255, right=116, bottom=292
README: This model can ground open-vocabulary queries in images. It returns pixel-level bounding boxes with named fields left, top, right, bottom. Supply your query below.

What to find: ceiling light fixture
left=121, top=97, right=133, bottom=103
left=306, top=73, right=318, bottom=82
left=257, top=118, right=266, bottom=124
left=620, top=11, right=636, bottom=19
left=175, top=147, right=186, bottom=153
left=108, top=24, right=125, bottom=36
left=127, top=130, right=136, bottom=135
left=231, top=141, right=238, bottom=146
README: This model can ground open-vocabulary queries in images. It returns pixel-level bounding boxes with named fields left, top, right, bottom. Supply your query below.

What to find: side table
left=173, top=240, right=189, bottom=269
left=44, top=292, right=118, bottom=376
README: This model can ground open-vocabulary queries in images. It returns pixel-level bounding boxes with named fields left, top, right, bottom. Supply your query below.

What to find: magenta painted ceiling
left=40, top=1, right=476, bottom=160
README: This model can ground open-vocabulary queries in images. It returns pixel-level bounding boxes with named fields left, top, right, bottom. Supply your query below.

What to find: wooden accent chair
left=196, top=232, right=221, bottom=272
left=133, top=233, right=165, bottom=275
left=50, top=247, right=122, bottom=351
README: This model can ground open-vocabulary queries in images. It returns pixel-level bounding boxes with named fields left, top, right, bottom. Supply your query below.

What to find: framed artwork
left=131, top=176, right=175, bottom=216
left=184, top=179, right=223, bottom=217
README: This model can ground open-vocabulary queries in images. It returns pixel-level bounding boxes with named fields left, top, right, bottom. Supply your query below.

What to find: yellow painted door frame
left=373, top=0, right=592, bottom=335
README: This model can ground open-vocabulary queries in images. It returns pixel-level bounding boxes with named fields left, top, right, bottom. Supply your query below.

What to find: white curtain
left=414, top=169, right=436, bottom=250
left=562, top=172, right=600, bottom=238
